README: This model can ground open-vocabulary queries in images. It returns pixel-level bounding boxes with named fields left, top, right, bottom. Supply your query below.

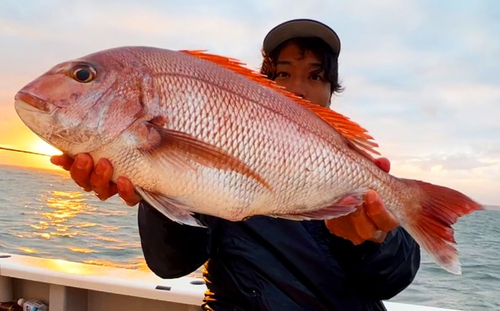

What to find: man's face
left=273, top=43, right=332, bottom=108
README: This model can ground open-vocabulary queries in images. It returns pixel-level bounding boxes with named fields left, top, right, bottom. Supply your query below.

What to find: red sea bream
left=14, top=47, right=482, bottom=274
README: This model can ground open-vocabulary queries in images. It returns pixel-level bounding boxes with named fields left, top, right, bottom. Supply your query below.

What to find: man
left=52, top=19, right=420, bottom=310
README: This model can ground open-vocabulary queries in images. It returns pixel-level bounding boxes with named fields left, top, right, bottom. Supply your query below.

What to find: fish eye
left=70, top=65, right=96, bottom=83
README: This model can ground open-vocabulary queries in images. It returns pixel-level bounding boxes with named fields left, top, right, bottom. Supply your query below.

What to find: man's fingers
left=349, top=235, right=365, bottom=246
left=50, top=154, right=74, bottom=171
left=90, top=158, right=113, bottom=187
left=59, top=154, right=125, bottom=203
left=94, top=184, right=118, bottom=201
left=325, top=218, right=352, bottom=240
left=364, top=190, right=399, bottom=232
left=351, top=208, right=378, bottom=241
left=69, top=154, right=94, bottom=191
left=89, top=158, right=116, bottom=200
left=325, top=212, right=367, bottom=245
left=374, top=157, right=391, bottom=173
left=326, top=190, right=397, bottom=245
left=117, top=177, right=142, bottom=206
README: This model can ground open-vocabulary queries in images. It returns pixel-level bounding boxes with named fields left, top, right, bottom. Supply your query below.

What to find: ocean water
left=0, top=165, right=498, bottom=310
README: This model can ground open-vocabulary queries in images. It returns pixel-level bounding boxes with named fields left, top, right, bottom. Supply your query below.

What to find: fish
left=14, top=46, right=482, bottom=275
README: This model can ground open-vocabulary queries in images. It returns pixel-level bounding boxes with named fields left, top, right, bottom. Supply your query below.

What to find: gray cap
left=263, top=19, right=341, bottom=56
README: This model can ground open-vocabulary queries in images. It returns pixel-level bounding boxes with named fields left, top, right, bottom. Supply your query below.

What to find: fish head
left=14, top=48, right=152, bottom=156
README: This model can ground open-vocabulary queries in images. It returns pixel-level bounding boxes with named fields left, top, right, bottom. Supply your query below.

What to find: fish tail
left=400, top=179, right=483, bottom=275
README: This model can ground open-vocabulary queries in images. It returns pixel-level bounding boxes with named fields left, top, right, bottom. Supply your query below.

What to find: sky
left=0, top=0, right=499, bottom=205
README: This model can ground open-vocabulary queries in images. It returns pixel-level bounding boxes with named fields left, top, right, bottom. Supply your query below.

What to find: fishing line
left=0, top=146, right=52, bottom=157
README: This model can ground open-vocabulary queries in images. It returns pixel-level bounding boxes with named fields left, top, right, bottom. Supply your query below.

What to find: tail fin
left=401, top=179, right=483, bottom=275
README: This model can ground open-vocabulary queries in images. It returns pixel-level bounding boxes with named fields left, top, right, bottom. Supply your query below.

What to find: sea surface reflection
left=0, top=165, right=147, bottom=270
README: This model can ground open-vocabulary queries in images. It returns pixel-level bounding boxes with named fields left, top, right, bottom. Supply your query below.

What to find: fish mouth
left=14, top=91, right=50, bottom=113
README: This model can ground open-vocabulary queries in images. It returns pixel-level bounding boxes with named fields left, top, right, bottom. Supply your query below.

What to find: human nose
left=286, top=77, right=306, bottom=98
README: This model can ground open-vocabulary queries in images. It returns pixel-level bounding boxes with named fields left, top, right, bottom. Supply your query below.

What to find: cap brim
left=263, top=19, right=341, bottom=55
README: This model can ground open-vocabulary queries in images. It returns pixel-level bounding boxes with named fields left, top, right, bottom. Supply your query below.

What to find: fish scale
left=153, top=69, right=354, bottom=214
left=14, top=46, right=482, bottom=274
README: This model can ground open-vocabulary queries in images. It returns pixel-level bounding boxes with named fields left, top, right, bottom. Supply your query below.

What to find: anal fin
left=276, top=189, right=367, bottom=221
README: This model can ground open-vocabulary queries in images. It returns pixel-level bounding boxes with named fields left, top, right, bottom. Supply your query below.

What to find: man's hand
left=325, top=158, right=399, bottom=245
left=50, top=153, right=141, bottom=206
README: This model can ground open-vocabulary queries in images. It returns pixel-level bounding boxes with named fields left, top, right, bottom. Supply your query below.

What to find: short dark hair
left=260, top=37, right=343, bottom=95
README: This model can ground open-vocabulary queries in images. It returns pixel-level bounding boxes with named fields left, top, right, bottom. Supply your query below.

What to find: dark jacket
left=138, top=202, right=420, bottom=311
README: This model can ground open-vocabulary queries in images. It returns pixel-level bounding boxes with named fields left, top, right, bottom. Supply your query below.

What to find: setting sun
left=34, top=139, right=61, bottom=156
left=0, top=116, right=63, bottom=170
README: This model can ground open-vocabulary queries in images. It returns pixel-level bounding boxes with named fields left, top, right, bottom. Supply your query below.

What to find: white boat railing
left=0, top=253, right=459, bottom=311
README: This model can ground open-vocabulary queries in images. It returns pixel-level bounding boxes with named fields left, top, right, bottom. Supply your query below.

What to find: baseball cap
left=263, top=19, right=341, bottom=56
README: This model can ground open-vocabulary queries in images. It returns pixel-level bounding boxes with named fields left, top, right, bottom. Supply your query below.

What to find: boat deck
left=0, top=253, right=459, bottom=311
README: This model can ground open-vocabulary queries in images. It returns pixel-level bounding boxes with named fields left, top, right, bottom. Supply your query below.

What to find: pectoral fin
left=136, top=122, right=272, bottom=191
left=136, top=188, right=204, bottom=227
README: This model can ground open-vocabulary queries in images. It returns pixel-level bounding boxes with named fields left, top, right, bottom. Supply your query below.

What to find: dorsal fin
left=181, top=50, right=380, bottom=159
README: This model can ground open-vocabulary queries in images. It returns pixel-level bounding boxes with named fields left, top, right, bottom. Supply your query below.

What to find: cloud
left=1, top=0, right=499, bottom=203
left=398, top=153, right=499, bottom=172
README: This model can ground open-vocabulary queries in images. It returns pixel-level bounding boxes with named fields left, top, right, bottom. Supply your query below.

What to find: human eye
left=310, top=73, right=324, bottom=81
left=275, top=71, right=290, bottom=79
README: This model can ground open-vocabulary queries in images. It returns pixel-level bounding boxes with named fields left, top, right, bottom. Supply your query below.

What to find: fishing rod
left=0, top=146, right=52, bottom=157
